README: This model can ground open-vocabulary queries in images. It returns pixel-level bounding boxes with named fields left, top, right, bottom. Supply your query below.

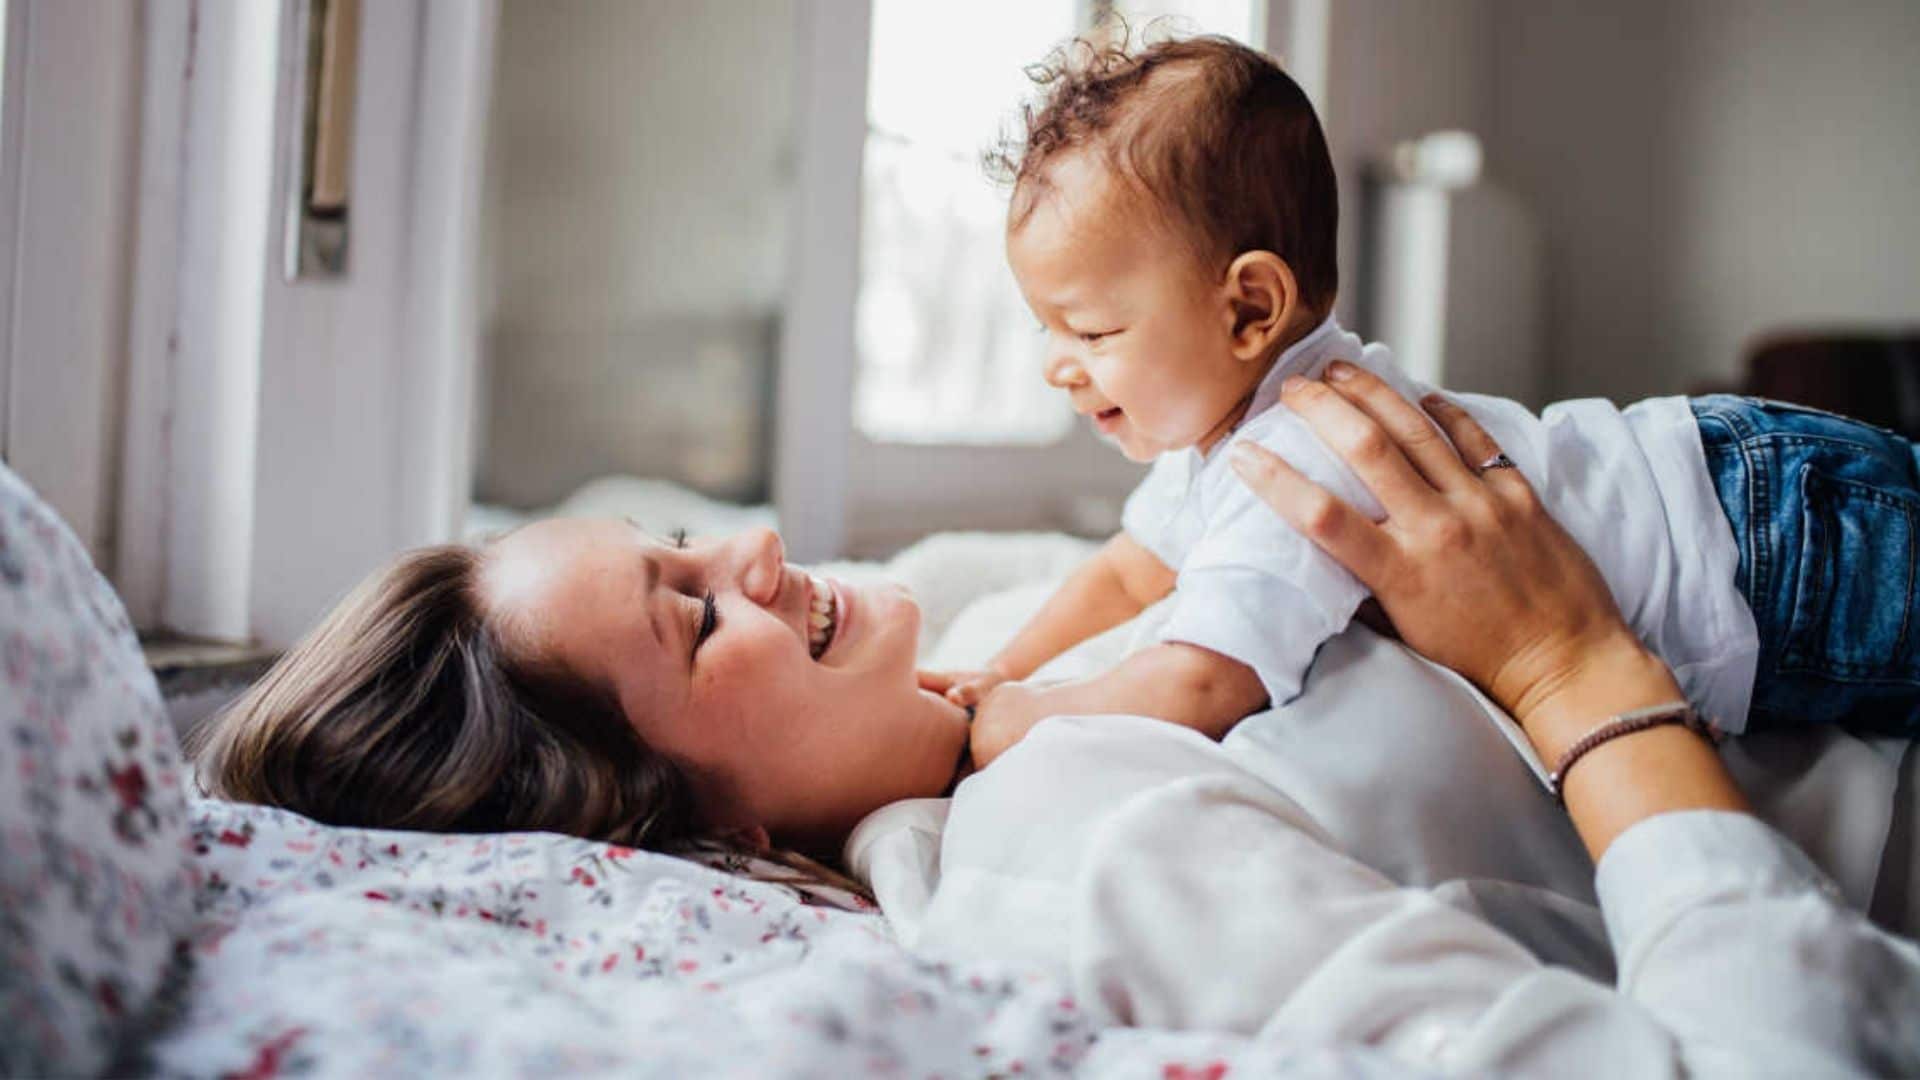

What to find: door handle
left=286, top=0, right=358, bottom=279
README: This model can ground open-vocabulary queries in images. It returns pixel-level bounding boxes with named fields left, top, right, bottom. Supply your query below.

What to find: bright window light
left=853, top=0, right=1261, bottom=445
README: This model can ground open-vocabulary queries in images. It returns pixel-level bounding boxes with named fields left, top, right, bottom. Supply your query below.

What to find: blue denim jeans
left=1693, top=395, right=1920, bottom=735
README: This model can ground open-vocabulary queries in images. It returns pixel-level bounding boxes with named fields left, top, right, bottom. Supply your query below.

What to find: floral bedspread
left=140, top=798, right=1413, bottom=1078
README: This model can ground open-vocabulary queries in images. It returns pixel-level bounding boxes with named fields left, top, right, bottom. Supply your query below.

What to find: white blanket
left=885, top=716, right=1920, bottom=1074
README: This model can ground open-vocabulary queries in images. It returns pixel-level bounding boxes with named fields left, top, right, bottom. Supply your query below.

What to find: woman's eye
left=693, top=590, right=718, bottom=653
left=1079, top=329, right=1115, bottom=344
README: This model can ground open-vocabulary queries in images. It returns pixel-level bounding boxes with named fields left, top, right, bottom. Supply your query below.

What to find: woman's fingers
left=1279, top=374, right=1446, bottom=514
left=1420, top=395, right=1511, bottom=483
left=1230, top=441, right=1397, bottom=588
left=1318, top=363, right=1475, bottom=492
left=1428, top=395, right=1543, bottom=503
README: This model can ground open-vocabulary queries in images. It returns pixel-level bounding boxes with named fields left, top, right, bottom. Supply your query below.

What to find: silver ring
left=1476, top=452, right=1517, bottom=475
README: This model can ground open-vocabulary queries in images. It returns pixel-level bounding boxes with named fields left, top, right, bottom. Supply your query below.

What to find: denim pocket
left=1784, top=468, right=1919, bottom=679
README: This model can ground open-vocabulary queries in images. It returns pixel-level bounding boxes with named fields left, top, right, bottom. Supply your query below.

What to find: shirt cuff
left=1595, top=809, right=1839, bottom=958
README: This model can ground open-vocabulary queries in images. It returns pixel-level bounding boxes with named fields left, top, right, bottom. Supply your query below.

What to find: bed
left=3, top=463, right=1426, bottom=1078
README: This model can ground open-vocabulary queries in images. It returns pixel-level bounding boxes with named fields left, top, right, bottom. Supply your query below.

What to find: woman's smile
left=806, top=573, right=841, bottom=660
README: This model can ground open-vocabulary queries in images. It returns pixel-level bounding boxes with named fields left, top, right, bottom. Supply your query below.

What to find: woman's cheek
left=698, top=628, right=782, bottom=693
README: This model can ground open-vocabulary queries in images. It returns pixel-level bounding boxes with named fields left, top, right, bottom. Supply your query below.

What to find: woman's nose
left=1044, top=345, right=1087, bottom=390
left=731, top=527, right=785, bottom=605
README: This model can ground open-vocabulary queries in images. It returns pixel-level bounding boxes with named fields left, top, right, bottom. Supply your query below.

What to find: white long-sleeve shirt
left=1122, top=316, right=1761, bottom=731
left=851, top=713, right=1920, bottom=1076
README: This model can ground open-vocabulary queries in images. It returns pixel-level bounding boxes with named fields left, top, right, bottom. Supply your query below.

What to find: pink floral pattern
left=0, top=463, right=196, bottom=1077
left=144, top=798, right=1102, bottom=1077
left=134, top=799, right=1415, bottom=1077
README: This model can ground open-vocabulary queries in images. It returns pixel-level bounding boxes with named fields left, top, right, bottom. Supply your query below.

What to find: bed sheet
left=141, top=798, right=1414, bottom=1078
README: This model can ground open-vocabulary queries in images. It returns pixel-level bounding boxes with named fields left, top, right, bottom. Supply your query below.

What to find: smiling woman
left=187, top=520, right=972, bottom=863
left=480, top=520, right=970, bottom=850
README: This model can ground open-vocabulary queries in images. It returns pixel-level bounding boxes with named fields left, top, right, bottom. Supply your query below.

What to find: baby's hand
left=968, top=681, right=1049, bottom=769
left=917, top=667, right=1012, bottom=708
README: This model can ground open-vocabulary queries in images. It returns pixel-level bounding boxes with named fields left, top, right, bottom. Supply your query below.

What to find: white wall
left=1, top=0, right=140, bottom=571
left=478, top=0, right=794, bottom=508
left=1659, top=1, right=1920, bottom=391
left=1321, top=0, right=1495, bottom=332
left=1489, top=0, right=1920, bottom=402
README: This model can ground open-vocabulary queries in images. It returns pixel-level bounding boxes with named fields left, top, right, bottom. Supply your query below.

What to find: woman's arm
left=1206, top=364, right=1920, bottom=1071
left=939, top=702, right=1920, bottom=1076
left=1229, top=363, right=1746, bottom=858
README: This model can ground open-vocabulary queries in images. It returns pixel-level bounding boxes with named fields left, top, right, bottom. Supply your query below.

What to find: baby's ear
left=1224, top=251, right=1298, bottom=361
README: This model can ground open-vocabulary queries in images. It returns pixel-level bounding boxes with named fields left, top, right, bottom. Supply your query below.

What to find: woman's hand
left=1232, top=362, right=1745, bottom=857
left=1230, top=363, right=1651, bottom=732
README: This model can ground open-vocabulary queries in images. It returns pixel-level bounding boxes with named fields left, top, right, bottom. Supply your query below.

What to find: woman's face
left=479, top=518, right=969, bottom=850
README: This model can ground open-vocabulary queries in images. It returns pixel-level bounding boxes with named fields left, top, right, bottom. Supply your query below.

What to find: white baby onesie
left=1121, top=316, right=1761, bottom=729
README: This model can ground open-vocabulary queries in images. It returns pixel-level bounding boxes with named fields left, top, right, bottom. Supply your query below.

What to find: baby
left=929, top=34, right=1920, bottom=763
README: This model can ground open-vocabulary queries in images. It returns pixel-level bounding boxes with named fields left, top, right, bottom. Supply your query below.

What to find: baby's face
left=1006, top=155, right=1259, bottom=462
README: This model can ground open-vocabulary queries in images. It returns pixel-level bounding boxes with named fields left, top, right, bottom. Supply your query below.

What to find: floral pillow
left=0, top=463, right=195, bottom=1077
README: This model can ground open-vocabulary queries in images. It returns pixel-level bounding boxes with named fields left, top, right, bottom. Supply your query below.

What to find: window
left=852, top=0, right=1261, bottom=445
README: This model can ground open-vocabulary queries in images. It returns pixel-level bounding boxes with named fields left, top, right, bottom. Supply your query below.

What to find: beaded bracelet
left=1546, top=702, right=1713, bottom=804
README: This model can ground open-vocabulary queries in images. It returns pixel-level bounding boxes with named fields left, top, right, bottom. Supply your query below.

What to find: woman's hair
left=186, top=544, right=703, bottom=849
left=186, top=542, right=875, bottom=904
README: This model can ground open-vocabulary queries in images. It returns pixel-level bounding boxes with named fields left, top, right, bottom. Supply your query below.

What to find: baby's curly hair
left=989, top=30, right=1338, bottom=316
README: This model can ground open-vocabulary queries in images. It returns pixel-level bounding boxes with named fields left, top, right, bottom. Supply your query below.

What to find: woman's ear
left=1223, top=251, right=1300, bottom=363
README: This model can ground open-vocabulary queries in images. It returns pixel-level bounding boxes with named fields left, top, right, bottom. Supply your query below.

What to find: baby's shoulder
left=1222, top=400, right=1332, bottom=474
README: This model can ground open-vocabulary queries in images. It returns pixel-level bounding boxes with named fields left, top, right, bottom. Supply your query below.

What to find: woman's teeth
left=807, top=574, right=838, bottom=659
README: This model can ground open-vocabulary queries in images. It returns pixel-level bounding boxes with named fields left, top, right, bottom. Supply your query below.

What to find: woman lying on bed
left=188, top=368, right=1919, bottom=1072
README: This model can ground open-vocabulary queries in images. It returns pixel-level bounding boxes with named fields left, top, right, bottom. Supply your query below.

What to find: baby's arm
left=970, top=643, right=1266, bottom=767
left=929, top=533, right=1175, bottom=706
